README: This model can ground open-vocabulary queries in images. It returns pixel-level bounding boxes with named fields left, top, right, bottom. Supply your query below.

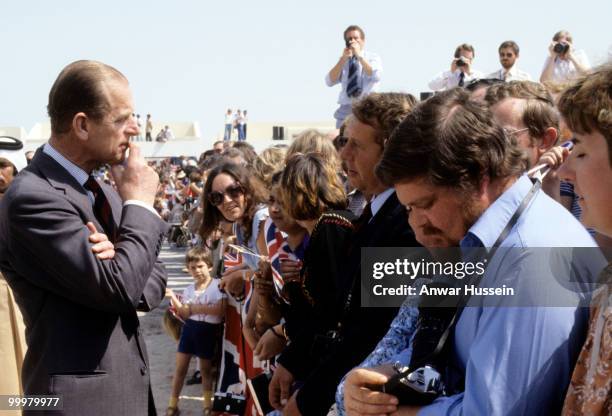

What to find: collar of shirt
left=43, top=143, right=96, bottom=204
left=460, top=175, right=533, bottom=249
left=369, top=188, right=395, bottom=219
left=503, top=65, right=518, bottom=78
left=43, top=143, right=90, bottom=188
left=453, top=69, right=481, bottom=83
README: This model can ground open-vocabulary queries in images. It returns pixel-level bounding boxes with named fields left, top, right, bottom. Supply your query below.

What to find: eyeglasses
left=503, top=127, right=529, bottom=138
left=207, top=183, right=244, bottom=206
left=335, top=135, right=348, bottom=148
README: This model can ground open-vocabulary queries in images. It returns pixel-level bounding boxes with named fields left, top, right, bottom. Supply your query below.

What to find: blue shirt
left=335, top=298, right=419, bottom=415
left=325, top=50, right=383, bottom=105
left=418, top=175, right=603, bottom=415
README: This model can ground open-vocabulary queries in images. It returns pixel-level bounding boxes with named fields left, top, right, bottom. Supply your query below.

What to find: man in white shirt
left=540, top=30, right=590, bottom=84
left=135, top=114, right=143, bottom=141
left=326, top=25, right=383, bottom=128
left=487, top=41, right=532, bottom=82
left=428, top=43, right=484, bottom=91
left=223, top=109, right=234, bottom=141
left=164, top=125, right=174, bottom=141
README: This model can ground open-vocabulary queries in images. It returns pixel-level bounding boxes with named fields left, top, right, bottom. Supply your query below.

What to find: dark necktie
left=354, top=202, right=372, bottom=234
left=346, top=57, right=362, bottom=98
left=84, top=176, right=117, bottom=242
left=348, top=202, right=372, bottom=254
left=458, top=71, right=465, bottom=87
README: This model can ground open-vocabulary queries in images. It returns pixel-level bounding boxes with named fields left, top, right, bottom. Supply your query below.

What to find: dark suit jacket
left=295, top=191, right=420, bottom=415
left=0, top=149, right=168, bottom=416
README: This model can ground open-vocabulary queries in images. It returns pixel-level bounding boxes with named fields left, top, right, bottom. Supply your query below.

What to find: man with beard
left=342, top=88, right=602, bottom=415
left=486, top=41, right=532, bottom=82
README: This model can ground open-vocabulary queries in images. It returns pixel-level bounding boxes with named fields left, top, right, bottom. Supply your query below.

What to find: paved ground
left=139, top=243, right=205, bottom=416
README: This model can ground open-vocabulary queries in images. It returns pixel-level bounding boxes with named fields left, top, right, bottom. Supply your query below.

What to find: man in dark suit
left=271, top=92, right=421, bottom=415
left=0, top=60, right=168, bottom=415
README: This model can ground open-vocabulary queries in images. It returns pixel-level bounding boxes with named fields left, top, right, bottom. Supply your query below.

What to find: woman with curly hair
left=268, top=152, right=355, bottom=411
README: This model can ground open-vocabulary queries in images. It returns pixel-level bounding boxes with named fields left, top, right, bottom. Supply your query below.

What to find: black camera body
left=456, top=57, right=467, bottom=67
left=553, top=42, right=569, bottom=54
left=212, top=392, right=246, bottom=415
left=383, top=364, right=446, bottom=406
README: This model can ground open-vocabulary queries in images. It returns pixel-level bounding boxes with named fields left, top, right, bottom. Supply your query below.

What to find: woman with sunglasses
left=268, top=152, right=355, bottom=413
left=199, top=162, right=268, bottom=413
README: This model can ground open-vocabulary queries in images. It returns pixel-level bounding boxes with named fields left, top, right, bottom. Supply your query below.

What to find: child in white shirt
left=166, top=248, right=226, bottom=415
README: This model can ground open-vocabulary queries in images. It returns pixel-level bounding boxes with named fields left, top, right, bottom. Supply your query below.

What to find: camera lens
left=553, top=43, right=567, bottom=54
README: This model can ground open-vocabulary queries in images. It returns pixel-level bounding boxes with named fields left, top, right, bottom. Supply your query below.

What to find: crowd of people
left=0, top=23, right=610, bottom=416
left=327, top=26, right=592, bottom=125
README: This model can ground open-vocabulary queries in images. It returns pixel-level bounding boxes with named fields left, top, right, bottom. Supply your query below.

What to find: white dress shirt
left=487, top=65, right=532, bottom=82
left=541, top=49, right=590, bottom=83
left=325, top=50, right=383, bottom=105
left=428, top=68, right=484, bottom=91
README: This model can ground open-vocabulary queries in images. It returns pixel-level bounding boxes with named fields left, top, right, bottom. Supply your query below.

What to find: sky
left=2, top=0, right=611, bottom=142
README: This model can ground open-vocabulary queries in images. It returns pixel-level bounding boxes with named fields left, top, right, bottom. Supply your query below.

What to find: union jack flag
left=217, top=248, right=263, bottom=415
left=223, top=249, right=243, bottom=269
left=266, top=218, right=302, bottom=304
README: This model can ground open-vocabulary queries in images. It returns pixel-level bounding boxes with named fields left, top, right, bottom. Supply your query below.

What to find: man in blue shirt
left=342, top=88, right=602, bottom=415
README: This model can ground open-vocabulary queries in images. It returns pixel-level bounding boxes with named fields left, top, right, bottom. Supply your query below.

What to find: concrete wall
left=26, top=120, right=201, bottom=142
left=0, top=126, right=28, bottom=140
left=2, top=119, right=336, bottom=157
left=211, top=121, right=335, bottom=143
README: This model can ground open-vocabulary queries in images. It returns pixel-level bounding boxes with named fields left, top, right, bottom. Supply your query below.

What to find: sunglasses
left=208, top=183, right=245, bottom=206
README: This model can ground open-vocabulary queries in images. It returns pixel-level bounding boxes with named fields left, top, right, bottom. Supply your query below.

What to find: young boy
left=166, top=247, right=225, bottom=416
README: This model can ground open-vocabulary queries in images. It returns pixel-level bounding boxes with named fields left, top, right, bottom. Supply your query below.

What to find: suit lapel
left=358, top=192, right=402, bottom=243
left=31, top=148, right=109, bottom=231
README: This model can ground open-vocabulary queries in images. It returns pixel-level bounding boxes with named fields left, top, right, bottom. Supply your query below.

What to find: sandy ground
left=140, top=243, right=205, bottom=416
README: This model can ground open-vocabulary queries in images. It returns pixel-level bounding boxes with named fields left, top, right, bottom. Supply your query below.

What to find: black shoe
left=185, top=370, right=202, bottom=385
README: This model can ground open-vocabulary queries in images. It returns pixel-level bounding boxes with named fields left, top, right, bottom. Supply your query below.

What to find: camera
left=553, top=42, right=569, bottom=54
left=456, top=57, right=467, bottom=67
left=382, top=363, right=446, bottom=406
left=345, top=39, right=352, bottom=48
left=212, top=392, right=246, bottom=415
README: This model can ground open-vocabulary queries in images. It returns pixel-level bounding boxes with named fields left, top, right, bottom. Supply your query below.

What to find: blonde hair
left=286, top=129, right=340, bottom=172
left=252, top=146, right=287, bottom=188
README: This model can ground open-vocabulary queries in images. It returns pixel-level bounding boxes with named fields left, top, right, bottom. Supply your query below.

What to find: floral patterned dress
left=562, top=263, right=611, bottom=416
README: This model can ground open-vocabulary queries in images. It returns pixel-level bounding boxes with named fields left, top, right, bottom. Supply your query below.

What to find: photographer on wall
left=540, top=30, right=590, bottom=85
left=428, top=43, right=483, bottom=91
left=325, top=25, right=383, bottom=128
